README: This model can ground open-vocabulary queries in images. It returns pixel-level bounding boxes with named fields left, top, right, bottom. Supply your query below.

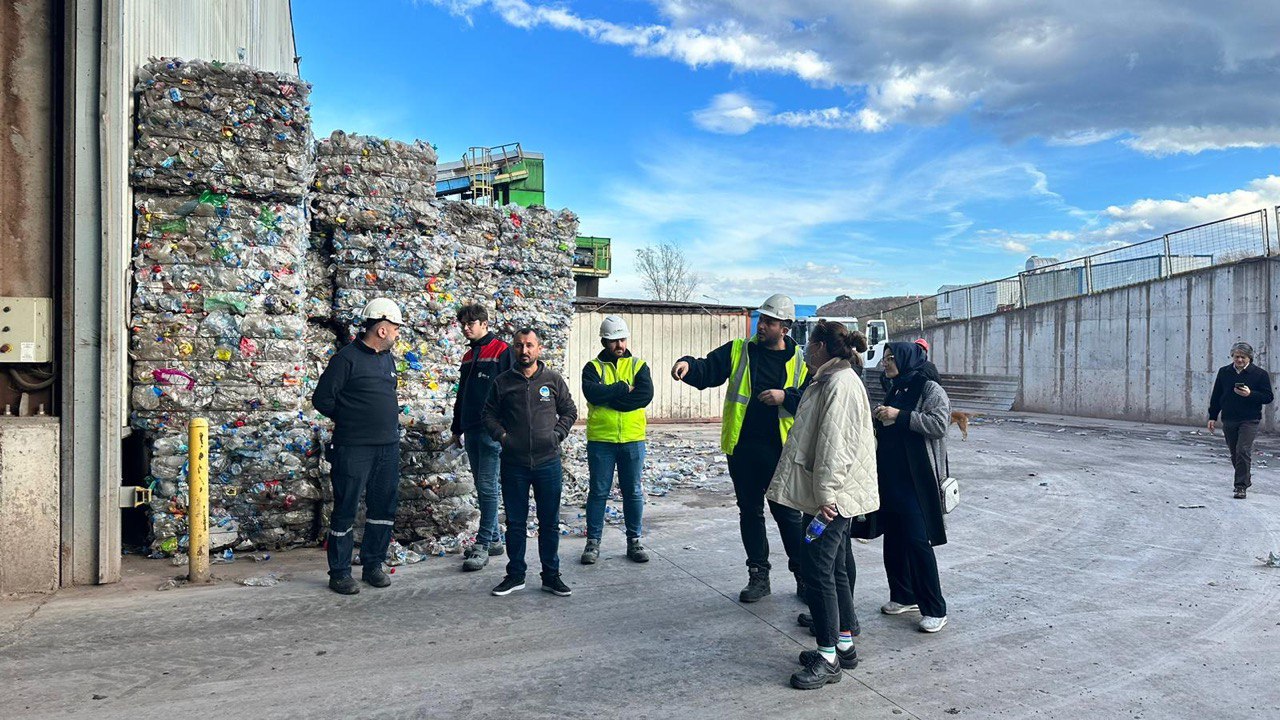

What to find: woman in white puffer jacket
left=766, top=320, right=879, bottom=690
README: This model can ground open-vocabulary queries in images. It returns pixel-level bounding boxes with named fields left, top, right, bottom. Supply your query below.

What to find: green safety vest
left=721, top=338, right=807, bottom=455
left=586, top=356, right=648, bottom=443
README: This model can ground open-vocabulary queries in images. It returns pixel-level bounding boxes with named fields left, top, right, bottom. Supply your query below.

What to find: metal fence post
left=1163, top=234, right=1173, bottom=275
left=1083, top=257, right=1093, bottom=295
left=965, top=286, right=973, bottom=320
left=917, top=301, right=925, bottom=333
left=1017, top=272, right=1027, bottom=310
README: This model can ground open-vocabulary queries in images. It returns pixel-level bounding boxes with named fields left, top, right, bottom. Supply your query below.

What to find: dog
left=950, top=411, right=976, bottom=440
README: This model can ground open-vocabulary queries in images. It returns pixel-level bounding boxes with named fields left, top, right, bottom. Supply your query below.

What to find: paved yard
left=2, top=414, right=1278, bottom=719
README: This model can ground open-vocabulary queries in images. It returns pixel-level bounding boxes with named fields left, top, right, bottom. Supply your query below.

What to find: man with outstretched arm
left=671, top=294, right=809, bottom=603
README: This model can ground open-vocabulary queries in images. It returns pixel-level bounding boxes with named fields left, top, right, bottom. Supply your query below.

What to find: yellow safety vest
left=721, top=338, right=807, bottom=454
left=586, top=356, right=648, bottom=443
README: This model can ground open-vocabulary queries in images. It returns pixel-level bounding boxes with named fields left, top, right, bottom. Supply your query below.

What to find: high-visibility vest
left=721, top=338, right=807, bottom=454
left=586, top=356, right=648, bottom=443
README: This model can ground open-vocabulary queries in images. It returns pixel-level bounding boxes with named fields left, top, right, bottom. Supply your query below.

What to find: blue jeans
left=464, top=431, right=503, bottom=546
left=326, top=443, right=400, bottom=580
left=585, top=440, right=646, bottom=541
left=500, top=459, right=563, bottom=579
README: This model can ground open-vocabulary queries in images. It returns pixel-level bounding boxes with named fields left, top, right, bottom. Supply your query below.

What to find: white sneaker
left=881, top=601, right=920, bottom=615
left=919, top=615, right=948, bottom=633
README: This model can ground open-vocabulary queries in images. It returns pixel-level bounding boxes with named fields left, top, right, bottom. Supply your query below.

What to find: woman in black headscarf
left=872, top=341, right=951, bottom=633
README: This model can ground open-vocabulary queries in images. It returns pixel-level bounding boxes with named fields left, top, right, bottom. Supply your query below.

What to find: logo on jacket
left=539, top=385, right=552, bottom=401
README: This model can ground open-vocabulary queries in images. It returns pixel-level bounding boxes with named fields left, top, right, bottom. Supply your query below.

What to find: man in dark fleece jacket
left=451, top=303, right=513, bottom=571
left=311, top=298, right=403, bottom=595
left=671, top=294, right=810, bottom=603
left=1207, top=341, right=1274, bottom=499
left=482, top=327, right=577, bottom=598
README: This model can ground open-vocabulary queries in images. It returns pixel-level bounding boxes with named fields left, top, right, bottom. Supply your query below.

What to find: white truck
left=790, top=316, right=890, bottom=369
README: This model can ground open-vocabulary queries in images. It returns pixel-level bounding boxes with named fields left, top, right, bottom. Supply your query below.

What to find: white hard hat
left=757, top=293, right=796, bottom=322
left=599, top=315, right=630, bottom=340
left=361, top=298, right=403, bottom=326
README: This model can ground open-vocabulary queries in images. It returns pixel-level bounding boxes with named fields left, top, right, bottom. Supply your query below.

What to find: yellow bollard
left=188, top=417, right=210, bottom=583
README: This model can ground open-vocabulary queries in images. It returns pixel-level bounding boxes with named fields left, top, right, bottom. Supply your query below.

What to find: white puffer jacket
left=766, top=357, right=879, bottom=518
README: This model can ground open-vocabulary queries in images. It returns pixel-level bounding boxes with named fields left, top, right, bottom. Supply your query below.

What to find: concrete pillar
left=0, top=417, right=60, bottom=594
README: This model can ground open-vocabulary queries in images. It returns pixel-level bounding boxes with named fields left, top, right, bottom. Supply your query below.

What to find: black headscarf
left=887, top=341, right=926, bottom=388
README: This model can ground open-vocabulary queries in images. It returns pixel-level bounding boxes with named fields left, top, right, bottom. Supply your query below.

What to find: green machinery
left=437, top=144, right=611, bottom=287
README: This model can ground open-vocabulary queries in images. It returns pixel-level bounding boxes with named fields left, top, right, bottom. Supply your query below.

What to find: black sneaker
left=491, top=575, right=526, bottom=596
left=329, top=576, right=360, bottom=595
left=739, top=567, right=771, bottom=603
left=542, top=574, right=572, bottom=597
left=799, top=646, right=859, bottom=670
left=790, top=654, right=843, bottom=690
left=362, top=566, right=391, bottom=588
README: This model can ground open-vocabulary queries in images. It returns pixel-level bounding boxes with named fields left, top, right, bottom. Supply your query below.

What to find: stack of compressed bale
left=127, top=57, right=323, bottom=556
left=492, top=205, right=579, bottom=372
left=311, top=132, right=476, bottom=547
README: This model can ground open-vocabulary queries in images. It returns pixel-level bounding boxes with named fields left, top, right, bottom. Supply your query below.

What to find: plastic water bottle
left=804, top=517, right=827, bottom=544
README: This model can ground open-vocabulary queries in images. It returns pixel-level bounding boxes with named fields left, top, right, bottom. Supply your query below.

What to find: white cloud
left=971, top=175, right=1280, bottom=262
left=424, top=0, right=1280, bottom=153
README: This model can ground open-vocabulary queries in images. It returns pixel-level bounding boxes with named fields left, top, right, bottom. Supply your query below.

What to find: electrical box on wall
left=0, top=297, right=53, bottom=363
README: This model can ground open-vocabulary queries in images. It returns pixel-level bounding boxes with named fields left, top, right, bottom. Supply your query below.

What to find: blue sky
left=294, top=0, right=1280, bottom=305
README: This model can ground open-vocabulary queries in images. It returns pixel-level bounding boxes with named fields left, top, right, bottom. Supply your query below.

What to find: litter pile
left=128, top=58, right=324, bottom=556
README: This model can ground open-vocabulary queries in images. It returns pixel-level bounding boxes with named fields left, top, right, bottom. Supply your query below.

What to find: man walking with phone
left=1208, top=341, right=1274, bottom=499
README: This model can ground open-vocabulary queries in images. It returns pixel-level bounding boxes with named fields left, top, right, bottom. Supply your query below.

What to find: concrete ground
left=2, top=414, right=1278, bottom=719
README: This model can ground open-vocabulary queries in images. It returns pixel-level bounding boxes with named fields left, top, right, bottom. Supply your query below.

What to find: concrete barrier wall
left=922, top=257, right=1279, bottom=431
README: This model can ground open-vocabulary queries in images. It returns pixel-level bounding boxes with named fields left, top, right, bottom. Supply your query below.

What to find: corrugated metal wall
left=124, top=0, right=299, bottom=74
left=567, top=309, right=751, bottom=421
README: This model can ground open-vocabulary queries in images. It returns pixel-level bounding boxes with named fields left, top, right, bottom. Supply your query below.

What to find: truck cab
left=792, top=316, right=890, bottom=369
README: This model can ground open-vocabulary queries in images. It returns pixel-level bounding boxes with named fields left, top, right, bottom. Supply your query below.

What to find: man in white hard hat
left=311, top=298, right=404, bottom=595
left=580, top=315, right=655, bottom=565
left=672, top=294, right=810, bottom=603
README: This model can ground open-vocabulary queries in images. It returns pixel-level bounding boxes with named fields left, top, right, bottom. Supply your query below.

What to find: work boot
left=362, top=566, right=391, bottom=588
left=790, top=654, right=843, bottom=690
left=462, top=544, right=489, bottom=572
left=1234, top=488, right=1247, bottom=499
left=627, top=538, right=650, bottom=563
left=739, top=567, right=771, bottom=603
left=487, top=541, right=506, bottom=556
left=581, top=539, right=600, bottom=565
left=329, top=576, right=360, bottom=595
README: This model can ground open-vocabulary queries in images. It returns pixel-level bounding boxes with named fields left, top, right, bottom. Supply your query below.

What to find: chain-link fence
left=878, top=209, right=1273, bottom=335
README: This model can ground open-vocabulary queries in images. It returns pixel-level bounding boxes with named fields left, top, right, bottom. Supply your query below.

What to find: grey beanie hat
left=1230, top=341, right=1254, bottom=359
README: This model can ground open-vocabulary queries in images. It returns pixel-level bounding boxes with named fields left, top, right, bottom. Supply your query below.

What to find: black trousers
left=1222, top=420, right=1259, bottom=490
left=727, top=444, right=805, bottom=574
left=801, top=514, right=856, bottom=648
left=882, top=501, right=947, bottom=618
left=326, top=443, right=400, bottom=580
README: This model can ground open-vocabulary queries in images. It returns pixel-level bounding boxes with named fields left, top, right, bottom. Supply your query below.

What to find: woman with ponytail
left=767, top=321, right=879, bottom=690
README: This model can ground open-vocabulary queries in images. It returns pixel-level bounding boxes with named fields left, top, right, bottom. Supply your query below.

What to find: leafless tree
left=635, top=242, right=700, bottom=302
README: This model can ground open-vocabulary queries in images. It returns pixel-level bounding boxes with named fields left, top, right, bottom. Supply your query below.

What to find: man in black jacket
left=311, top=298, right=403, bottom=595
left=1207, top=341, right=1274, bottom=499
left=671, top=294, right=810, bottom=603
left=451, top=303, right=513, bottom=571
left=482, top=328, right=578, bottom=597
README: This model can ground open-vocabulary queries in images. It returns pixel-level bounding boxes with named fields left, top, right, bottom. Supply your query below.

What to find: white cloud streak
left=423, top=0, right=1280, bottom=154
